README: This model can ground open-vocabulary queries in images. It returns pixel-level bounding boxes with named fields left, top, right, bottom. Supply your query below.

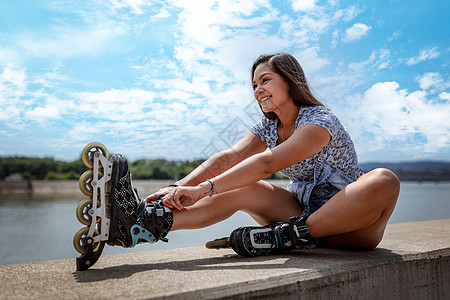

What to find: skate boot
left=107, top=154, right=173, bottom=248
left=73, top=142, right=172, bottom=271
left=229, top=216, right=315, bottom=257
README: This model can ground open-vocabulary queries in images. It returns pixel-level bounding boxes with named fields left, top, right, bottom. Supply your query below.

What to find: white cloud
left=439, top=92, right=450, bottom=101
left=332, top=5, right=360, bottom=22
left=416, top=72, right=447, bottom=91
left=343, top=23, right=371, bottom=42
left=331, top=30, right=340, bottom=48
left=341, top=81, right=450, bottom=155
left=348, top=48, right=392, bottom=71
left=387, top=30, right=402, bottom=42
left=0, top=65, right=27, bottom=122
left=0, top=47, right=20, bottom=65
left=16, top=22, right=127, bottom=59
left=291, top=0, right=317, bottom=11
left=109, top=0, right=154, bottom=15
left=24, top=106, right=61, bottom=123
left=0, top=64, right=26, bottom=86
left=152, top=8, right=171, bottom=19
left=76, top=88, right=157, bottom=121
left=32, top=70, right=70, bottom=88
left=295, top=47, right=329, bottom=74
left=406, top=47, right=440, bottom=66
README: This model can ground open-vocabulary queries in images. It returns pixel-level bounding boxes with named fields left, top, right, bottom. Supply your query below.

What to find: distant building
left=5, top=174, right=23, bottom=182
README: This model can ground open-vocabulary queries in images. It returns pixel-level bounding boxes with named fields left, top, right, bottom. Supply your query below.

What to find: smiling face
left=252, top=62, right=292, bottom=115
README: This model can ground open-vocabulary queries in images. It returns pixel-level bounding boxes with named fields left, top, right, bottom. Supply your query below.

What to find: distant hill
left=360, top=161, right=450, bottom=181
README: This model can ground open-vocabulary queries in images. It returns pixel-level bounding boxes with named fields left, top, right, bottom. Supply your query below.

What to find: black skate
left=73, top=143, right=172, bottom=271
left=228, top=216, right=314, bottom=257
left=107, top=154, right=173, bottom=248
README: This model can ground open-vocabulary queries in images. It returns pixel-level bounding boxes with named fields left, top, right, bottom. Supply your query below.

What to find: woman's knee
left=367, top=168, right=400, bottom=205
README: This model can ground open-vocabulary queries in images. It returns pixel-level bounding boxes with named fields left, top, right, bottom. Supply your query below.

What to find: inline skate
left=206, top=216, right=315, bottom=256
left=73, top=142, right=173, bottom=271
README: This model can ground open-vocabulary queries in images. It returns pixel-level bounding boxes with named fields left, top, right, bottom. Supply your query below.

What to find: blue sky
left=0, top=0, right=449, bottom=163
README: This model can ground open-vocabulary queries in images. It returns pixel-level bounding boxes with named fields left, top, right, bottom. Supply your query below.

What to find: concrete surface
left=0, top=219, right=449, bottom=299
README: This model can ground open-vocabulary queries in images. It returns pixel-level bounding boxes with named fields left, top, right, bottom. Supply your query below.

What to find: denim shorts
left=287, top=160, right=356, bottom=248
left=288, top=158, right=355, bottom=219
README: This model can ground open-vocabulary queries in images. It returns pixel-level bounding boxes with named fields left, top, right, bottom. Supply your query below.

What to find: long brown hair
left=251, top=53, right=323, bottom=120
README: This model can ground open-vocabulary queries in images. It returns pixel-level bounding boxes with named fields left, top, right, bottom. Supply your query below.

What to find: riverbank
left=1, top=219, right=448, bottom=299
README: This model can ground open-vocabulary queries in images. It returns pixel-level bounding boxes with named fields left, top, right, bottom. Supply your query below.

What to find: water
left=1, top=181, right=449, bottom=266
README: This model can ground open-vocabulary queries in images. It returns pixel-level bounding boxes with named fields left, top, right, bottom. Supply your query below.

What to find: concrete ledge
left=1, top=219, right=449, bottom=299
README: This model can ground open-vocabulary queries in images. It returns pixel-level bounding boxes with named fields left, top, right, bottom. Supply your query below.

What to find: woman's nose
left=254, top=85, right=263, bottom=96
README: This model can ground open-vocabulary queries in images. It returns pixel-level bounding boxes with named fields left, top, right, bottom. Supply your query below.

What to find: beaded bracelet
left=205, top=179, right=214, bottom=197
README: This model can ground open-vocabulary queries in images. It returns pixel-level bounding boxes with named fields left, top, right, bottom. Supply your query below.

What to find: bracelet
left=169, top=184, right=178, bottom=187
left=205, top=179, right=214, bottom=197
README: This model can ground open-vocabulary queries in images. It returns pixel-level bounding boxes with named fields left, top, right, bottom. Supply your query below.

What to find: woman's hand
left=146, top=186, right=177, bottom=203
left=146, top=185, right=206, bottom=210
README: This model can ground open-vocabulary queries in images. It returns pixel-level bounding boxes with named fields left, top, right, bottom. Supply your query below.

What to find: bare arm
left=167, top=124, right=331, bottom=209
left=146, top=131, right=266, bottom=202
left=210, top=124, right=331, bottom=193
left=175, top=131, right=266, bottom=186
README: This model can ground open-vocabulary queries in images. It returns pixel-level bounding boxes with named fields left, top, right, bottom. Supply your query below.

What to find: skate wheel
left=73, top=227, right=101, bottom=255
left=205, top=237, right=230, bottom=249
left=79, top=170, right=94, bottom=197
left=76, top=198, right=101, bottom=225
left=81, top=142, right=109, bottom=169
left=78, top=170, right=104, bottom=197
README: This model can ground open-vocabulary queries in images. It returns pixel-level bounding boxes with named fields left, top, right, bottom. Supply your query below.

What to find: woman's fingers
left=145, top=187, right=173, bottom=203
left=148, top=186, right=202, bottom=210
left=145, top=193, right=158, bottom=202
left=163, top=191, right=184, bottom=210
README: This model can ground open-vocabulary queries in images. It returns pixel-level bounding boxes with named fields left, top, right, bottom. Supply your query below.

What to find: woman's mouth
left=259, top=95, right=271, bottom=104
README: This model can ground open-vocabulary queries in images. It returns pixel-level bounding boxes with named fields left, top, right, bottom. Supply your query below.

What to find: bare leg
left=307, top=168, right=400, bottom=249
left=170, top=180, right=303, bottom=231
left=169, top=168, right=399, bottom=251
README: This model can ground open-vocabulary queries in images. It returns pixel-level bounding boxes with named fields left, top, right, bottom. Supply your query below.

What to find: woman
left=112, top=53, right=400, bottom=256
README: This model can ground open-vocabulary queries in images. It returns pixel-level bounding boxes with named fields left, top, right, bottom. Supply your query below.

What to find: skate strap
left=273, top=225, right=283, bottom=250
left=289, top=216, right=311, bottom=247
left=135, top=199, right=167, bottom=219
left=289, top=217, right=299, bottom=246
left=135, top=200, right=147, bottom=217
left=137, top=200, right=171, bottom=242
left=146, top=200, right=168, bottom=217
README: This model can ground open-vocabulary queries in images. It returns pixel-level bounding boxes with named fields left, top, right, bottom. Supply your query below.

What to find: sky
left=0, top=0, right=449, bottom=163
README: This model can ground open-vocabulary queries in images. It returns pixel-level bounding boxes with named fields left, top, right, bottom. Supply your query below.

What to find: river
left=0, top=181, right=449, bottom=265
